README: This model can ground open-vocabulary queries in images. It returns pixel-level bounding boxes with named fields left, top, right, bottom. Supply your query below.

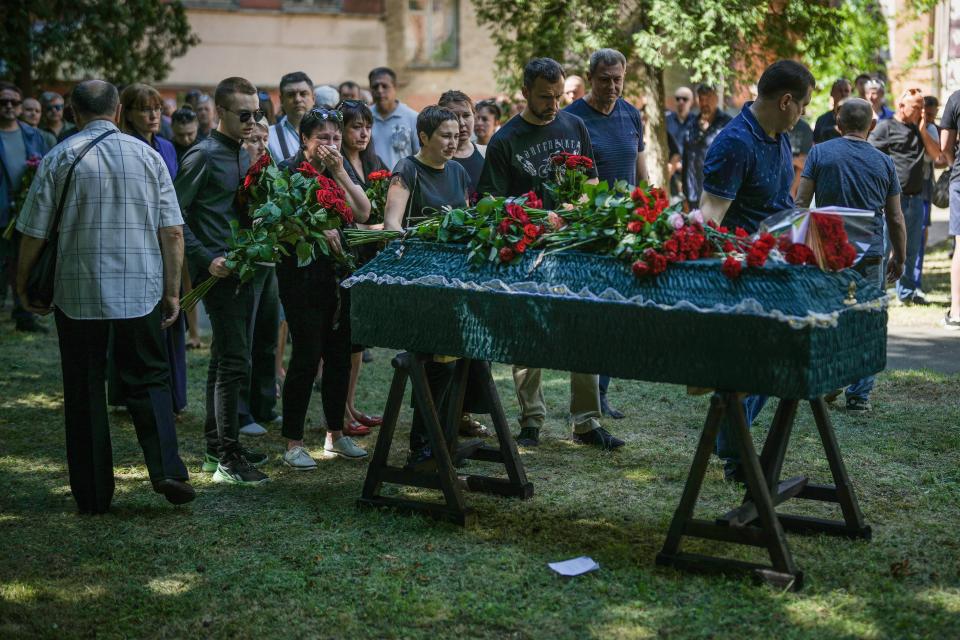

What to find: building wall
left=160, top=0, right=499, bottom=110
left=163, top=9, right=387, bottom=92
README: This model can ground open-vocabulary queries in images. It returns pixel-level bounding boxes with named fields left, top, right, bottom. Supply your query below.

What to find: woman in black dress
left=276, top=108, right=372, bottom=469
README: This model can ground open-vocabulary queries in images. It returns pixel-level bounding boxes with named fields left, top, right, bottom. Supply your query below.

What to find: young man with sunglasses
left=175, top=77, right=276, bottom=486
left=0, top=81, right=49, bottom=333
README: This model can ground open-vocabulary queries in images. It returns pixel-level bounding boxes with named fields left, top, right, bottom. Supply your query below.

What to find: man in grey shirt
left=369, top=67, right=419, bottom=171
left=16, top=80, right=194, bottom=513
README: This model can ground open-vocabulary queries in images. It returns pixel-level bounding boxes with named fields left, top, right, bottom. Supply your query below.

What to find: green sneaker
left=201, top=453, right=219, bottom=473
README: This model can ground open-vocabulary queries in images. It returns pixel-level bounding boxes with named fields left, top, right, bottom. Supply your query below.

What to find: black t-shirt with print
left=939, top=89, right=960, bottom=183
left=477, top=111, right=597, bottom=206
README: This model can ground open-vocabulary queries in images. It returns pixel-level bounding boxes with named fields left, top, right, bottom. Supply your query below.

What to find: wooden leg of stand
left=359, top=355, right=409, bottom=501
left=407, top=356, right=472, bottom=521
left=728, top=396, right=799, bottom=578
left=658, top=394, right=726, bottom=557
left=474, top=360, right=533, bottom=497
left=756, top=399, right=799, bottom=492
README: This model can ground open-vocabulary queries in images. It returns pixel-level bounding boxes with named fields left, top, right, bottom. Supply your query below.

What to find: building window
left=406, top=0, right=458, bottom=68
left=283, top=0, right=343, bottom=12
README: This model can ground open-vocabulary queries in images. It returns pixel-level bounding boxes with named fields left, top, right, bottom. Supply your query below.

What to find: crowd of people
left=2, top=49, right=959, bottom=510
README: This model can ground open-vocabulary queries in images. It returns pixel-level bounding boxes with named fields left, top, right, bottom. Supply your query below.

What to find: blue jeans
left=846, top=259, right=883, bottom=402
left=715, top=394, right=768, bottom=464
left=914, top=200, right=931, bottom=290
left=897, top=194, right=926, bottom=301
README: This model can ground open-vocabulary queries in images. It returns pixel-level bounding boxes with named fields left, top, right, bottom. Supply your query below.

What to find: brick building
left=166, top=0, right=500, bottom=109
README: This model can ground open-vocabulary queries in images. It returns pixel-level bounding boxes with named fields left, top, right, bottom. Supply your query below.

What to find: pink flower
left=668, top=212, right=684, bottom=230
left=687, top=209, right=704, bottom=226
left=547, top=212, right=566, bottom=230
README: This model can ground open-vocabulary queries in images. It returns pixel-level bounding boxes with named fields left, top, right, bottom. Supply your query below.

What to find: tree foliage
left=0, top=0, right=199, bottom=95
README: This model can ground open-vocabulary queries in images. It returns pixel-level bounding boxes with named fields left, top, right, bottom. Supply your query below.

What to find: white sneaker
left=282, top=446, right=317, bottom=470
left=240, top=422, right=267, bottom=437
left=323, top=436, right=368, bottom=460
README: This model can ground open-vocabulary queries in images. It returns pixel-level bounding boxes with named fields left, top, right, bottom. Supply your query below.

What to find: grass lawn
left=1, top=244, right=959, bottom=639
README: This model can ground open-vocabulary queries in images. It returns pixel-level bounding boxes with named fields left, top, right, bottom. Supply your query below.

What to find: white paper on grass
left=548, top=556, right=600, bottom=576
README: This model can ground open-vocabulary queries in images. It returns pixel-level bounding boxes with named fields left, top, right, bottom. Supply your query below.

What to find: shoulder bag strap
left=275, top=123, right=291, bottom=160
left=50, top=129, right=116, bottom=234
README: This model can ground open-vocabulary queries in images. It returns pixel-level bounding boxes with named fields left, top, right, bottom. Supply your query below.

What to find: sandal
left=355, top=413, right=383, bottom=427
left=459, top=415, right=492, bottom=438
left=343, top=421, right=371, bottom=437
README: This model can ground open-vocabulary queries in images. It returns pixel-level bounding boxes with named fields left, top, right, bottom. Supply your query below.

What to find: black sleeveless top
left=453, top=144, right=485, bottom=198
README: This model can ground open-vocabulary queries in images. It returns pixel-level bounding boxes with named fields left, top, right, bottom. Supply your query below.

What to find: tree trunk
left=636, top=62, right=668, bottom=189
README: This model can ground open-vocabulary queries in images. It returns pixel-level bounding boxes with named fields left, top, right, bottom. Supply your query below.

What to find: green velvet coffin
left=344, top=240, right=887, bottom=399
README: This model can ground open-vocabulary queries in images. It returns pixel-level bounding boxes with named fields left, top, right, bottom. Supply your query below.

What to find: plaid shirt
left=17, top=120, right=182, bottom=320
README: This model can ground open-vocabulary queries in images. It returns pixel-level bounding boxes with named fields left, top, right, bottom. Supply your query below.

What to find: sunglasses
left=0, top=99, right=22, bottom=107
left=223, top=106, right=264, bottom=123
left=336, top=99, right=365, bottom=109
left=45, top=103, right=64, bottom=111
left=309, top=108, right=343, bottom=122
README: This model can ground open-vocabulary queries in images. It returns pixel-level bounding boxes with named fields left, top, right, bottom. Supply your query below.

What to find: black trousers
left=280, top=280, right=352, bottom=441
left=201, top=266, right=276, bottom=461
left=55, top=304, right=188, bottom=514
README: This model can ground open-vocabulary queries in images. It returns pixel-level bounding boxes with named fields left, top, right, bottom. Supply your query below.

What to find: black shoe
left=152, top=478, right=197, bottom=505
left=362, top=349, right=374, bottom=363
left=723, top=462, right=746, bottom=484
left=600, top=398, right=625, bottom=419
left=15, top=317, right=48, bottom=333
left=212, top=456, right=269, bottom=485
left=515, top=426, right=540, bottom=447
left=572, top=427, right=624, bottom=450
left=238, top=445, right=268, bottom=467
left=845, top=396, right=872, bottom=412
left=404, top=446, right=434, bottom=470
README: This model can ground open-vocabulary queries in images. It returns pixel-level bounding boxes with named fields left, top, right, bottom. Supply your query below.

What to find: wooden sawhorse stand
left=656, top=393, right=871, bottom=591
left=357, top=353, right=534, bottom=526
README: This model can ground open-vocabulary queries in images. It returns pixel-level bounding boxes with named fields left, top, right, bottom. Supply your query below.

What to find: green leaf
left=295, top=241, right=313, bottom=267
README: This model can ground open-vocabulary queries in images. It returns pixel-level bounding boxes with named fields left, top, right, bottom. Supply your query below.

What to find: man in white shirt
left=368, top=67, right=419, bottom=170
left=267, top=71, right=315, bottom=162
left=16, top=79, right=194, bottom=513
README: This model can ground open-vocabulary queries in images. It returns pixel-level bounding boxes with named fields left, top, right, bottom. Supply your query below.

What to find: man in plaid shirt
left=16, top=80, right=194, bottom=513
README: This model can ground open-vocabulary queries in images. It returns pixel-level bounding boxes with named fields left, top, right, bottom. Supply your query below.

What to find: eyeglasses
left=45, top=103, right=64, bottom=111
left=0, top=99, right=22, bottom=107
left=309, top=108, right=343, bottom=122
left=674, top=96, right=690, bottom=102
left=222, top=106, right=264, bottom=123
left=336, top=99, right=365, bottom=109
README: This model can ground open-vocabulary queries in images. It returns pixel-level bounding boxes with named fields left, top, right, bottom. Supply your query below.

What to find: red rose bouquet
left=546, top=151, right=594, bottom=205
left=182, top=158, right=356, bottom=311
left=363, top=169, right=391, bottom=224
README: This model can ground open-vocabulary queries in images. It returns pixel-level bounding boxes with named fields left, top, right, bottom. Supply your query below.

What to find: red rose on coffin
left=505, top=203, right=526, bottom=221
left=498, top=219, right=513, bottom=234
left=523, top=223, right=540, bottom=239
left=632, top=260, right=650, bottom=277
left=499, top=247, right=515, bottom=262
left=626, top=220, right=643, bottom=234
left=722, top=256, right=743, bottom=279
left=746, top=246, right=768, bottom=268
left=524, top=191, right=543, bottom=209
left=515, top=238, right=528, bottom=254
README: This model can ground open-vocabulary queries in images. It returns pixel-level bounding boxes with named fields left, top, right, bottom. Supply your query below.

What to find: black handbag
left=932, top=168, right=951, bottom=209
left=25, top=129, right=115, bottom=308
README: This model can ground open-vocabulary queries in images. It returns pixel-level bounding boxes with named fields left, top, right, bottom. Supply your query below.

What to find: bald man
left=563, top=75, right=585, bottom=105
left=797, top=98, right=906, bottom=411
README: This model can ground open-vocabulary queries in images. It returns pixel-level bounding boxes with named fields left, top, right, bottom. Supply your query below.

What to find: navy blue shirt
left=564, top=97, right=644, bottom=186
left=801, top=137, right=900, bottom=257
left=702, top=102, right=795, bottom=233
